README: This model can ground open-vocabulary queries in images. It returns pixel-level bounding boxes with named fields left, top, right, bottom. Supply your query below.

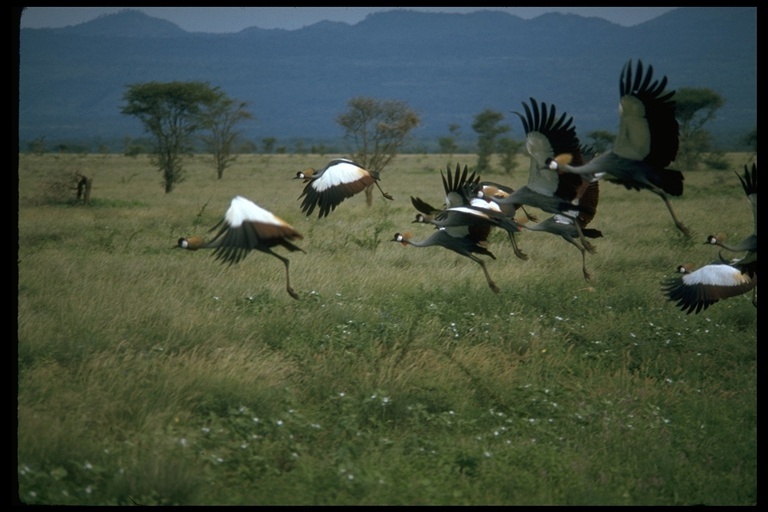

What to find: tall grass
left=17, top=152, right=756, bottom=505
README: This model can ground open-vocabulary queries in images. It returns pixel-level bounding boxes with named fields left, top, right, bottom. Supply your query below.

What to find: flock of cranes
left=662, top=163, right=757, bottom=313
left=176, top=59, right=757, bottom=315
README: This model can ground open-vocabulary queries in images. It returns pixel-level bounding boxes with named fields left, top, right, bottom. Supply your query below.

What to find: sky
left=18, top=7, right=679, bottom=33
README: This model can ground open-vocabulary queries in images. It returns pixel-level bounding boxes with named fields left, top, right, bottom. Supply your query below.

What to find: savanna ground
left=17, top=152, right=756, bottom=505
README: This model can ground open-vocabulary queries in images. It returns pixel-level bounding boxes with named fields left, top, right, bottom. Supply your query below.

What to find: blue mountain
left=18, top=7, right=756, bottom=151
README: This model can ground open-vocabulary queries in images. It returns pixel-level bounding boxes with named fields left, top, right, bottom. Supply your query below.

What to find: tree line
left=25, top=80, right=756, bottom=196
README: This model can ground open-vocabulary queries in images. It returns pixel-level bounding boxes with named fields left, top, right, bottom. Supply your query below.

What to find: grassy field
left=17, top=152, right=756, bottom=505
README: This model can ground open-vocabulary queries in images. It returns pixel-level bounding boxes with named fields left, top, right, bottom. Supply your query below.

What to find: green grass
left=17, top=152, right=756, bottom=505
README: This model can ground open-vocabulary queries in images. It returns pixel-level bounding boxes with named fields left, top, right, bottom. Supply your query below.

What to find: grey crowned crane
left=705, top=163, right=757, bottom=259
left=663, top=163, right=757, bottom=313
left=410, top=163, right=480, bottom=223
left=519, top=141, right=602, bottom=281
left=392, top=230, right=501, bottom=294
left=177, top=196, right=305, bottom=300
left=411, top=164, right=528, bottom=260
left=520, top=179, right=603, bottom=282
left=296, top=158, right=393, bottom=218
left=469, top=98, right=597, bottom=252
left=662, top=261, right=756, bottom=314
left=547, top=60, right=690, bottom=237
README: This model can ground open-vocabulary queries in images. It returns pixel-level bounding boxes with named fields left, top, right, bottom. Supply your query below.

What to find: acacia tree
left=121, top=81, right=219, bottom=193
left=472, top=109, right=509, bottom=173
left=496, top=136, right=523, bottom=176
left=200, top=94, right=253, bottom=179
left=261, top=137, right=276, bottom=153
left=337, top=97, right=420, bottom=206
left=674, top=87, right=724, bottom=171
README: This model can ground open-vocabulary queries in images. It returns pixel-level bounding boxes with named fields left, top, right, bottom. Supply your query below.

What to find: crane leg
left=574, top=221, right=596, bottom=254
left=507, top=231, right=528, bottom=261
left=375, top=181, right=394, bottom=200
left=272, top=252, right=300, bottom=300
left=470, top=255, right=500, bottom=294
left=658, top=191, right=691, bottom=237
left=580, top=246, right=592, bottom=282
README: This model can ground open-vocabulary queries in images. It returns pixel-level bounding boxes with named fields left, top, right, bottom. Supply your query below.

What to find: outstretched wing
left=662, top=263, right=755, bottom=314
left=441, top=163, right=479, bottom=208
left=298, top=160, right=376, bottom=217
left=207, top=196, right=303, bottom=264
left=516, top=98, right=584, bottom=198
left=614, top=59, right=678, bottom=168
left=737, top=163, right=757, bottom=233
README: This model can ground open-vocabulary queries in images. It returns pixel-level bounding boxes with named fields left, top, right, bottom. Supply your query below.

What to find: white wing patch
left=470, top=197, right=501, bottom=212
left=682, top=264, right=749, bottom=287
left=226, top=196, right=284, bottom=228
left=552, top=214, right=575, bottom=225
left=312, top=161, right=366, bottom=191
left=447, top=206, right=489, bottom=219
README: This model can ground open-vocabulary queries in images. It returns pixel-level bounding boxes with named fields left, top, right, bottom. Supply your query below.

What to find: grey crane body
left=392, top=230, right=500, bottom=294
left=547, top=60, right=689, bottom=237
left=522, top=213, right=603, bottom=281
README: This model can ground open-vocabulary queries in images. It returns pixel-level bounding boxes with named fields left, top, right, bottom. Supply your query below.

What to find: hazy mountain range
left=17, top=7, right=756, bottom=152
